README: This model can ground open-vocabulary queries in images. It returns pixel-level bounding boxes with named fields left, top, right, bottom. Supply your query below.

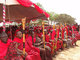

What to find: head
left=36, top=37, right=42, bottom=43
left=56, top=25, right=59, bottom=29
left=1, top=32, right=8, bottom=43
left=44, top=29, right=47, bottom=34
left=30, top=31, right=35, bottom=37
left=53, top=24, right=55, bottom=29
left=16, top=31, right=22, bottom=39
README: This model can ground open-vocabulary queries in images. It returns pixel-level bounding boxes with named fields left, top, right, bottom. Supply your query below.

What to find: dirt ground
left=53, top=40, right=80, bottom=60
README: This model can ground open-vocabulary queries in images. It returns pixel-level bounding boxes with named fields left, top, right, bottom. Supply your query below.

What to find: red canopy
left=17, top=0, right=33, bottom=7
left=0, top=0, right=49, bottom=22
left=17, top=0, right=49, bottom=18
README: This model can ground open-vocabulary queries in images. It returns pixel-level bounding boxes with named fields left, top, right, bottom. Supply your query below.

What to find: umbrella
left=0, top=0, right=49, bottom=22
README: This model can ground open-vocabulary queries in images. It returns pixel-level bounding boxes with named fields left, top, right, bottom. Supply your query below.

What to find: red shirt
left=0, top=39, right=12, bottom=59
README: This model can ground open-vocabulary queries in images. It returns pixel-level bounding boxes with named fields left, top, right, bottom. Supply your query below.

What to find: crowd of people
left=0, top=23, right=80, bottom=60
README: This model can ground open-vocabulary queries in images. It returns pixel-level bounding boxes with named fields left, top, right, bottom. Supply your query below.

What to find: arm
left=34, top=42, right=43, bottom=46
left=15, top=42, right=28, bottom=57
left=45, top=42, right=52, bottom=46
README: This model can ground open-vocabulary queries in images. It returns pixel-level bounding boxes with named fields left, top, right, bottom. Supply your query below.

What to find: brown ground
left=53, top=40, right=80, bottom=60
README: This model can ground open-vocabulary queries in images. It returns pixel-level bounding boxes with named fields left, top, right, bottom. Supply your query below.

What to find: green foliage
left=47, top=12, right=55, bottom=21
left=54, top=14, right=76, bottom=24
left=36, top=3, right=45, bottom=10
left=53, top=14, right=59, bottom=20
left=36, top=3, right=76, bottom=24
left=36, top=3, right=57, bottom=22
left=38, top=19, right=43, bottom=24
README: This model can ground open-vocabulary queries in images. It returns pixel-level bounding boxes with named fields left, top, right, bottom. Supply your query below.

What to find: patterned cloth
left=6, top=42, right=23, bottom=60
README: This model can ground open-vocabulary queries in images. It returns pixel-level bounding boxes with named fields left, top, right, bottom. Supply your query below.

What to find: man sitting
left=13, top=31, right=41, bottom=60
left=0, top=32, right=23, bottom=60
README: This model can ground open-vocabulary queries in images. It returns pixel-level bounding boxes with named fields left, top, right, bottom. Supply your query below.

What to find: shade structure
left=0, top=0, right=49, bottom=22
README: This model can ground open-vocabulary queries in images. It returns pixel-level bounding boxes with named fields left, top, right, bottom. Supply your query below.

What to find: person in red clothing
left=34, top=35, right=52, bottom=60
left=26, top=29, right=52, bottom=60
left=49, top=26, right=56, bottom=55
left=45, top=29, right=50, bottom=42
left=60, top=25, right=66, bottom=49
left=7, top=31, right=12, bottom=39
left=26, top=31, right=36, bottom=45
left=0, top=32, right=12, bottom=60
left=56, top=25, right=61, bottom=51
left=13, top=31, right=41, bottom=60
left=59, top=28, right=64, bottom=50
left=0, top=32, right=23, bottom=60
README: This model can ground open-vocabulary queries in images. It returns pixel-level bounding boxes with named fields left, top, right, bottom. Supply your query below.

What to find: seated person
left=0, top=32, right=23, bottom=60
left=13, top=31, right=41, bottom=60
left=34, top=35, right=52, bottom=60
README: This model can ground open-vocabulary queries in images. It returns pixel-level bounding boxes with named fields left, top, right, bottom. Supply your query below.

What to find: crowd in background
left=0, top=23, right=80, bottom=60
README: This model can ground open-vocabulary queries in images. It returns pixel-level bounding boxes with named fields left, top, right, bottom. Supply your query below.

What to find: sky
left=31, top=0, right=80, bottom=24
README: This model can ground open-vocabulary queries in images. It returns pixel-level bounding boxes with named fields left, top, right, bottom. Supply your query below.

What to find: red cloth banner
left=17, top=0, right=33, bottom=7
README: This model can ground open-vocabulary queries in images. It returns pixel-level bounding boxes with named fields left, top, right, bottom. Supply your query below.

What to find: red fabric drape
left=16, top=0, right=49, bottom=18
left=17, top=0, right=33, bottom=7
left=62, top=28, right=64, bottom=39
left=33, top=3, right=43, bottom=13
left=33, top=3, right=49, bottom=18
left=13, top=37, right=41, bottom=60
left=0, top=39, right=12, bottom=59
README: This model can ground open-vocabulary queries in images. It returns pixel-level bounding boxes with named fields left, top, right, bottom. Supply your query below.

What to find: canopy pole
left=3, top=0, right=6, bottom=32
left=65, top=23, right=68, bottom=39
left=61, top=24, right=63, bottom=39
left=22, top=17, right=26, bottom=59
left=56, top=25, right=59, bottom=50
left=56, top=25, right=58, bottom=41
left=42, top=21, right=45, bottom=48
left=61, top=24, right=64, bottom=49
left=52, top=24, right=55, bottom=53
left=72, top=26, right=74, bottom=38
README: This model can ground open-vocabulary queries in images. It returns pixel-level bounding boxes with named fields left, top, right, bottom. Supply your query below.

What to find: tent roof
left=0, top=0, right=49, bottom=22
left=0, top=0, right=19, bottom=5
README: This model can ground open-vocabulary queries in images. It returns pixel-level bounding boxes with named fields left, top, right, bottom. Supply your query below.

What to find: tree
left=36, top=3, right=45, bottom=10
left=47, top=12, right=54, bottom=20
left=36, top=3, right=49, bottom=24
left=47, top=12, right=55, bottom=24
left=54, top=14, right=76, bottom=24
left=47, top=12, right=59, bottom=24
